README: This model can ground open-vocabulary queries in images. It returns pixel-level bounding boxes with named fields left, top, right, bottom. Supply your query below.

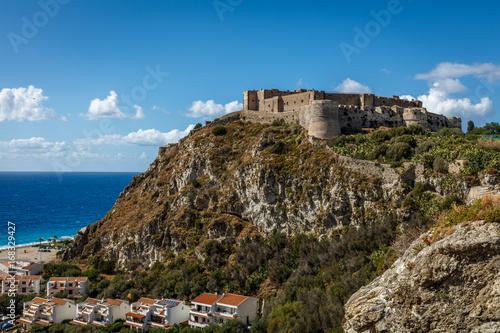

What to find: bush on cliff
left=386, top=142, right=412, bottom=161
left=371, top=129, right=390, bottom=143
left=394, top=134, right=417, bottom=148
left=212, top=125, right=227, bottom=136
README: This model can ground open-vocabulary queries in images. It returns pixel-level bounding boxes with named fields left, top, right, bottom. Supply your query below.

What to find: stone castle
left=237, top=88, right=461, bottom=139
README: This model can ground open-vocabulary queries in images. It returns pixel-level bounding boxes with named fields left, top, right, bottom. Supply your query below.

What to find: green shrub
left=269, top=141, right=287, bottom=154
left=367, top=144, right=388, bottom=160
left=355, top=135, right=367, bottom=145
left=434, top=127, right=463, bottom=137
left=371, top=129, right=390, bottom=143
left=433, top=156, right=448, bottom=173
left=394, top=134, right=417, bottom=148
left=388, top=126, right=408, bottom=137
left=194, top=123, right=202, bottom=130
left=191, top=179, right=202, bottom=188
left=327, top=135, right=355, bottom=147
left=386, top=142, right=412, bottom=161
left=271, top=118, right=286, bottom=127
left=212, top=125, right=227, bottom=136
left=406, top=124, right=427, bottom=136
left=415, top=140, right=435, bottom=154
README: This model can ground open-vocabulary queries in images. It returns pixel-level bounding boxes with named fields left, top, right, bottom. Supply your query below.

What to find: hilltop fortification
left=240, top=89, right=461, bottom=139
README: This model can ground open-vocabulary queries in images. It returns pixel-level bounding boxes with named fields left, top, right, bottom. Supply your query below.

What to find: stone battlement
left=241, top=88, right=461, bottom=139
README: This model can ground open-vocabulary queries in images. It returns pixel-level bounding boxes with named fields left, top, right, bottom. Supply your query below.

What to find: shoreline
left=0, top=237, right=74, bottom=252
left=0, top=245, right=61, bottom=263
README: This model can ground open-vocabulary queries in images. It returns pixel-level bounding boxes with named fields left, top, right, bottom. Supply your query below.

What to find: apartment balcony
left=69, top=318, right=89, bottom=326
left=125, top=320, right=145, bottom=329
left=188, top=320, right=208, bottom=328
left=149, top=321, right=168, bottom=329
left=91, top=320, right=107, bottom=327
left=214, top=311, right=238, bottom=319
left=18, top=317, right=34, bottom=325
left=189, top=309, right=213, bottom=317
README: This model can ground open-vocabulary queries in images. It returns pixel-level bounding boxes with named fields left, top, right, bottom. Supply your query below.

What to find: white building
left=47, top=277, right=90, bottom=297
left=0, top=275, right=44, bottom=294
left=70, top=298, right=130, bottom=327
left=214, top=293, right=259, bottom=326
left=18, top=297, right=75, bottom=329
left=125, top=297, right=190, bottom=331
left=0, top=261, right=43, bottom=276
left=189, top=293, right=259, bottom=328
left=188, top=293, right=221, bottom=328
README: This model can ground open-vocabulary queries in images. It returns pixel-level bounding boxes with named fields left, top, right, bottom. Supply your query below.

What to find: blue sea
left=0, top=172, right=139, bottom=249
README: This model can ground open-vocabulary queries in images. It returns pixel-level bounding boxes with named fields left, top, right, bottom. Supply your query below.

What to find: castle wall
left=374, top=95, right=421, bottom=108
left=240, top=109, right=298, bottom=125
left=243, top=90, right=258, bottom=111
left=241, top=88, right=461, bottom=138
left=281, top=91, right=313, bottom=112
left=338, top=106, right=405, bottom=132
left=324, top=93, right=360, bottom=106
left=299, top=100, right=340, bottom=139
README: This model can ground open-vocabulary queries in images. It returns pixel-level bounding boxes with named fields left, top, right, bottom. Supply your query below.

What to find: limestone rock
left=343, top=221, right=500, bottom=333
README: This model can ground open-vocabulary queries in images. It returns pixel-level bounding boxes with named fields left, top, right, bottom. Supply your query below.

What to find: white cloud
left=381, top=68, right=390, bottom=75
left=131, top=105, right=146, bottom=119
left=74, top=125, right=195, bottom=147
left=415, top=62, right=500, bottom=82
left=414, top=64, right=498, bottom=119
left=139, top=152, right=148, bottom=159
left=297, top=78, right=303, bottom=86
left=85, top=91, right=146, bottom=120
left=186, top=100, right=243, bottom=118
left=417, top=82, right=493, bottom=118
left=0, top=137, right=69, bottom=160
left=0, top=85, right=63, bottom=122
left=335, top=78, right=372, bottom=94
left=400, top=95, right=416, bottom=101
left=86, top=91, right=126, bottom=120
left=0, top=137, right=67, bottom=152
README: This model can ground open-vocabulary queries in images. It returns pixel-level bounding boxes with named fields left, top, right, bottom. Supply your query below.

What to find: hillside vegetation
left=59, top=120, right=500, bottom=333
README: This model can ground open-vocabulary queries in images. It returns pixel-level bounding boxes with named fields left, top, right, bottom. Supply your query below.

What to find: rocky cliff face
left=65, top=121, right=414, bottom=267
left=343, top=220, right=500, bottom=333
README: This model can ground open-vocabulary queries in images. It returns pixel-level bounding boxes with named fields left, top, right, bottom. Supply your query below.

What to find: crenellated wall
left=241, top=88, right=460, bottom=138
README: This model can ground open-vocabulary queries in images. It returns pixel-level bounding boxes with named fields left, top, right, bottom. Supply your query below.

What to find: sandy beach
left=0, top=246, right=58, bottom=263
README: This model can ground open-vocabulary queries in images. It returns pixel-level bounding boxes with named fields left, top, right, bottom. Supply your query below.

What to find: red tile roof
left=192, top=293, right=221, bottom=305
left=49, top=277, right=88, bottom=282
left=126, top=312, right=146, bottom=319
left=23, top=263, right=42, bottom=270
left=49, top=298, right=67, bottom=305
left=32, top=297, right=48, bottom=304
left=217, top=293, right=248, bottom=307
left=106, top=298, right=123, bottom=306
left=85, top=298, right=100, bottom=304
left=138, top=297, right=157, bottom=305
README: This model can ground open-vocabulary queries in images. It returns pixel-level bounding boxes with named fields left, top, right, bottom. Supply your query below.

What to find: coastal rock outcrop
left=65, top=121, right=415, bottom=268
left=343, top=220, right=500, bottom=333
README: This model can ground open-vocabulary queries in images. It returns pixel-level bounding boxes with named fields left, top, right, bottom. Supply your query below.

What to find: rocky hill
left=65, top=121, right=410, bottom=267
left=343, top=219, right=500, bottom=333
left=63, top=119, right=500, bottom=332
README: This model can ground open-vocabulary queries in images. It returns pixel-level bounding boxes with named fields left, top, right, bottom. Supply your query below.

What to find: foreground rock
left=343, top=221, right=500, bottom=333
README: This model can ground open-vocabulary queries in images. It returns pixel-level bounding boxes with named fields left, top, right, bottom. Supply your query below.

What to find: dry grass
left=428, top=194, right=500, bottom=244
left=478, top=138, right=500, bottom=151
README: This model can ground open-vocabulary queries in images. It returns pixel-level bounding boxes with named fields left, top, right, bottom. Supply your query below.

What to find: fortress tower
left=240, top=89, right=460, bottom=139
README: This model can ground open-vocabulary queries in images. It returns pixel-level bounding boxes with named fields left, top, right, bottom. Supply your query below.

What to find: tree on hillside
left=483, top=122, right=500, bottom=134
left=467, top=120, right=475, bottom=133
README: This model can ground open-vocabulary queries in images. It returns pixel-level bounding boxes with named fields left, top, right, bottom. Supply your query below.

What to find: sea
left=0, top=172, right=139, bottom=249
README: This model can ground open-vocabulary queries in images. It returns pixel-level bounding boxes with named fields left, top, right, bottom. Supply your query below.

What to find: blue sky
left=1, top=0, right=499, bottom=172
